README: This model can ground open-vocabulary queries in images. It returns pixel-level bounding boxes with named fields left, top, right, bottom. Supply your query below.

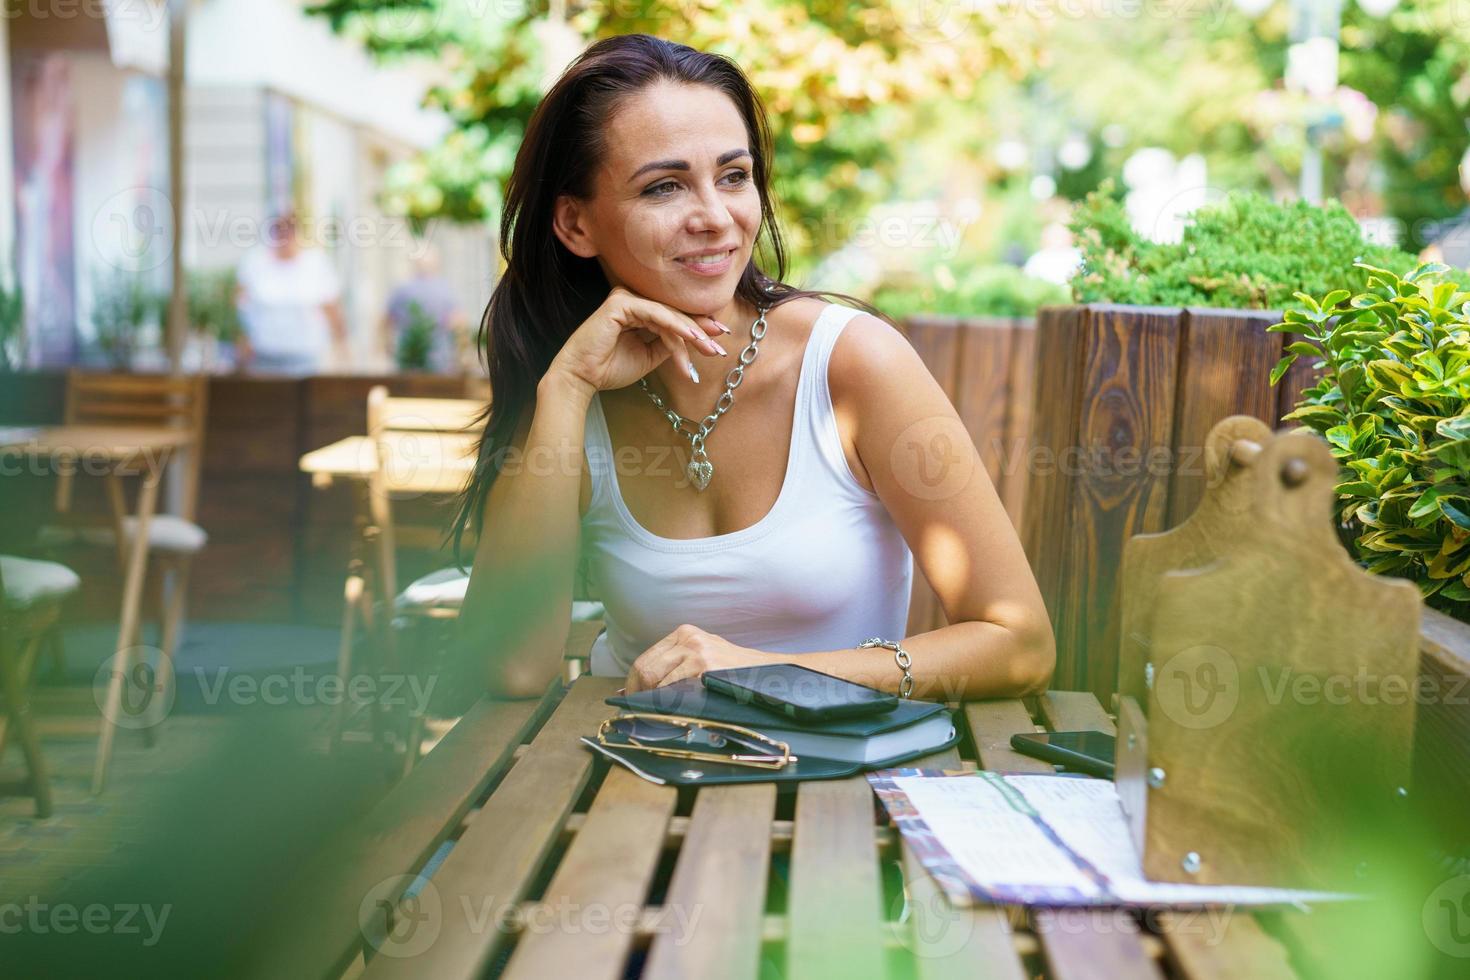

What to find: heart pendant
left=687, top=458, right=713, bottom=491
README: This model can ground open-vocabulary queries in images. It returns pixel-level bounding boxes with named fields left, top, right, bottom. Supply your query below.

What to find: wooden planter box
left=1018, top=304, right=1322, bottom=700
left=900, top=314, right=1037, bottom=636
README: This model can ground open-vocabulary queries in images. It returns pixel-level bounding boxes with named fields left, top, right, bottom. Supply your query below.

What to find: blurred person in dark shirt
left=382, top=244, right=469, bottom=373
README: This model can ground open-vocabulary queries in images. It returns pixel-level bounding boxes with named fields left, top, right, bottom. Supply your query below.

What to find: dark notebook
left=606, top=678, right=946, bottom=736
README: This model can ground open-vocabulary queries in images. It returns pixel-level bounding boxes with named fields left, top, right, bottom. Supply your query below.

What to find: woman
left=452, top=34, right=1054, bottom=701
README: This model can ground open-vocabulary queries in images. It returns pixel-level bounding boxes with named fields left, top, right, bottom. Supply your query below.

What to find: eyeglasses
left=596, top=712, right=795, bottom=770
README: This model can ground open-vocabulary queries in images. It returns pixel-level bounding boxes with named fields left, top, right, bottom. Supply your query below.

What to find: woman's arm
left=803, top=313, right=1055, bottom=699
left=456, top=371, right=593, bottom=698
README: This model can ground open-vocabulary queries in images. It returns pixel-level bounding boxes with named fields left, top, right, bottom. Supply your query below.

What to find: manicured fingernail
left=715, top=320, right=732, bottom=334
left=689, top=363, right=700, bottom=384
left=616, top=687, right=627, bottom=695
left=713, top=341, right=728, bottom=356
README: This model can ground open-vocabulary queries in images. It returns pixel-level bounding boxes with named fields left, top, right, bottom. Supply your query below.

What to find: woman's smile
left=674, top=246, right=737, bottom=276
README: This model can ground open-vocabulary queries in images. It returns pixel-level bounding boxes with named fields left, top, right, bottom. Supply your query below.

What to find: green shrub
left=91, top=269, right=166, bottom=370
left=1070, top=184, right=1420, bottom=310
left=187, top=268, right=242, bottom=343
left=1270, top=262, right=1470, bottom=622
left=873, top=263, right=1068, bottom=320
left=0, top=274, right=22, bottom=371
left=396, top=300, right=435, bottom=372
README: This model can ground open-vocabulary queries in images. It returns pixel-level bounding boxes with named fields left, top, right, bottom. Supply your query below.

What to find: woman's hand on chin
left=624, top=624, right=774, bottom=693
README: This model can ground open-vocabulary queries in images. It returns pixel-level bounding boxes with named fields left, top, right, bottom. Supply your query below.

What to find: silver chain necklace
left=637, top=304, right=770, bottom=492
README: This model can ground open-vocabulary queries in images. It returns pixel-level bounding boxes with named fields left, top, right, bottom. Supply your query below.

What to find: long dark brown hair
left=450, top=33, right=892, bottom=563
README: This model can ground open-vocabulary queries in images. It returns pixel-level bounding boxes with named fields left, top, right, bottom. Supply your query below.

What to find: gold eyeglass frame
left=596, top=712, right=796, bottom=770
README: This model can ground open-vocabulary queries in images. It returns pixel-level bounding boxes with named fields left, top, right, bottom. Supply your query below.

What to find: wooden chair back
left=60, top=371, right=209, bottom=520
left=1115, top=416, right=1436, bottom=892
left=365, top=385, right=486, bottom=602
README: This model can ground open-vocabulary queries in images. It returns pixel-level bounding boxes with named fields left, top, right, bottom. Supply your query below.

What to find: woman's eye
left=644, top=170, right=749, bottom=197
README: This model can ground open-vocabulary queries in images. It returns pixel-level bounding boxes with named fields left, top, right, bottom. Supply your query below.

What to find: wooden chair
left=0, top=555, right=80, bottom=817
left=331, top=387, right=485, bottom=762
left=341, top=387, right=604, bottom=770
left=42, top=372, right=209, bottom=685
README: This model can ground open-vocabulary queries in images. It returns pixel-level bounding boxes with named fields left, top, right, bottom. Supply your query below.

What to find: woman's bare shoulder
left=827, top=307, right=914, bottom=397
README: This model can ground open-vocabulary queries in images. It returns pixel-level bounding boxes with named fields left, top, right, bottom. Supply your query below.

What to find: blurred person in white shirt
left=1022, top=221, right=1082, bottom=287
left=234, top=210, right=347, bottom=374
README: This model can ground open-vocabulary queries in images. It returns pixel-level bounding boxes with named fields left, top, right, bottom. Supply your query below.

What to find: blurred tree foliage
left=307, top=2, right=1470, bottom=286
left=1339, top=0, right=1470, bottom=251
left=874, top=262, right=1066, bottom=320
left=305, top=0, right=1040, bottom=275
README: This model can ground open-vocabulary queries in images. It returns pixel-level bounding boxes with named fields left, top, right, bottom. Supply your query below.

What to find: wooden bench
left=237, top=617, right=1469, bottom=978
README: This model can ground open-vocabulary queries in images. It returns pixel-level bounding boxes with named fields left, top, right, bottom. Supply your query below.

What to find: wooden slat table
left=0, top=424, right=193, bottom=793
left=252, top=633, right=1332, bottom=980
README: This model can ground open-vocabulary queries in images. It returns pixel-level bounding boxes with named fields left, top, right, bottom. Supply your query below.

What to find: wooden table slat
left=502, top=768, right=678, bottom=980
left=964, top=700, right=1052, bottom=773
left=1034, top=908, right=1164, bottom=980
left=1157, top=910, right=1295, bottom=980
left=362, top=676, right=621, bottom=980
left=788, top=777, right=888, bottom=980
left=244, top=694, right=545, bottom=979
left=642, top=784, right=778, bottom=980
left=1038, top=690, right=1116, bottom=735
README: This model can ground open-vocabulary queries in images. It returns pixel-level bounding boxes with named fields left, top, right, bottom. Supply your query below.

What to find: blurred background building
left=1, top=0, right=492, bottom=374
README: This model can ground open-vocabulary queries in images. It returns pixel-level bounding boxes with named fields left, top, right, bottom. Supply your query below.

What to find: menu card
left=869, top=769, right=1353, bottom=907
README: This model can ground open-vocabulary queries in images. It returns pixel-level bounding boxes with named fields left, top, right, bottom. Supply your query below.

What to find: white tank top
left=580, top=301, right=915, bottom=677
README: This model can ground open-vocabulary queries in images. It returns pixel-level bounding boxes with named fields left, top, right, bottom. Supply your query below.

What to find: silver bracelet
left=858, top=636, right=914, bottom=699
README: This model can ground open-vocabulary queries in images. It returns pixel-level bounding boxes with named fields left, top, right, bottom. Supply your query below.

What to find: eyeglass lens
left=611, top=717, right=774, bottom=755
